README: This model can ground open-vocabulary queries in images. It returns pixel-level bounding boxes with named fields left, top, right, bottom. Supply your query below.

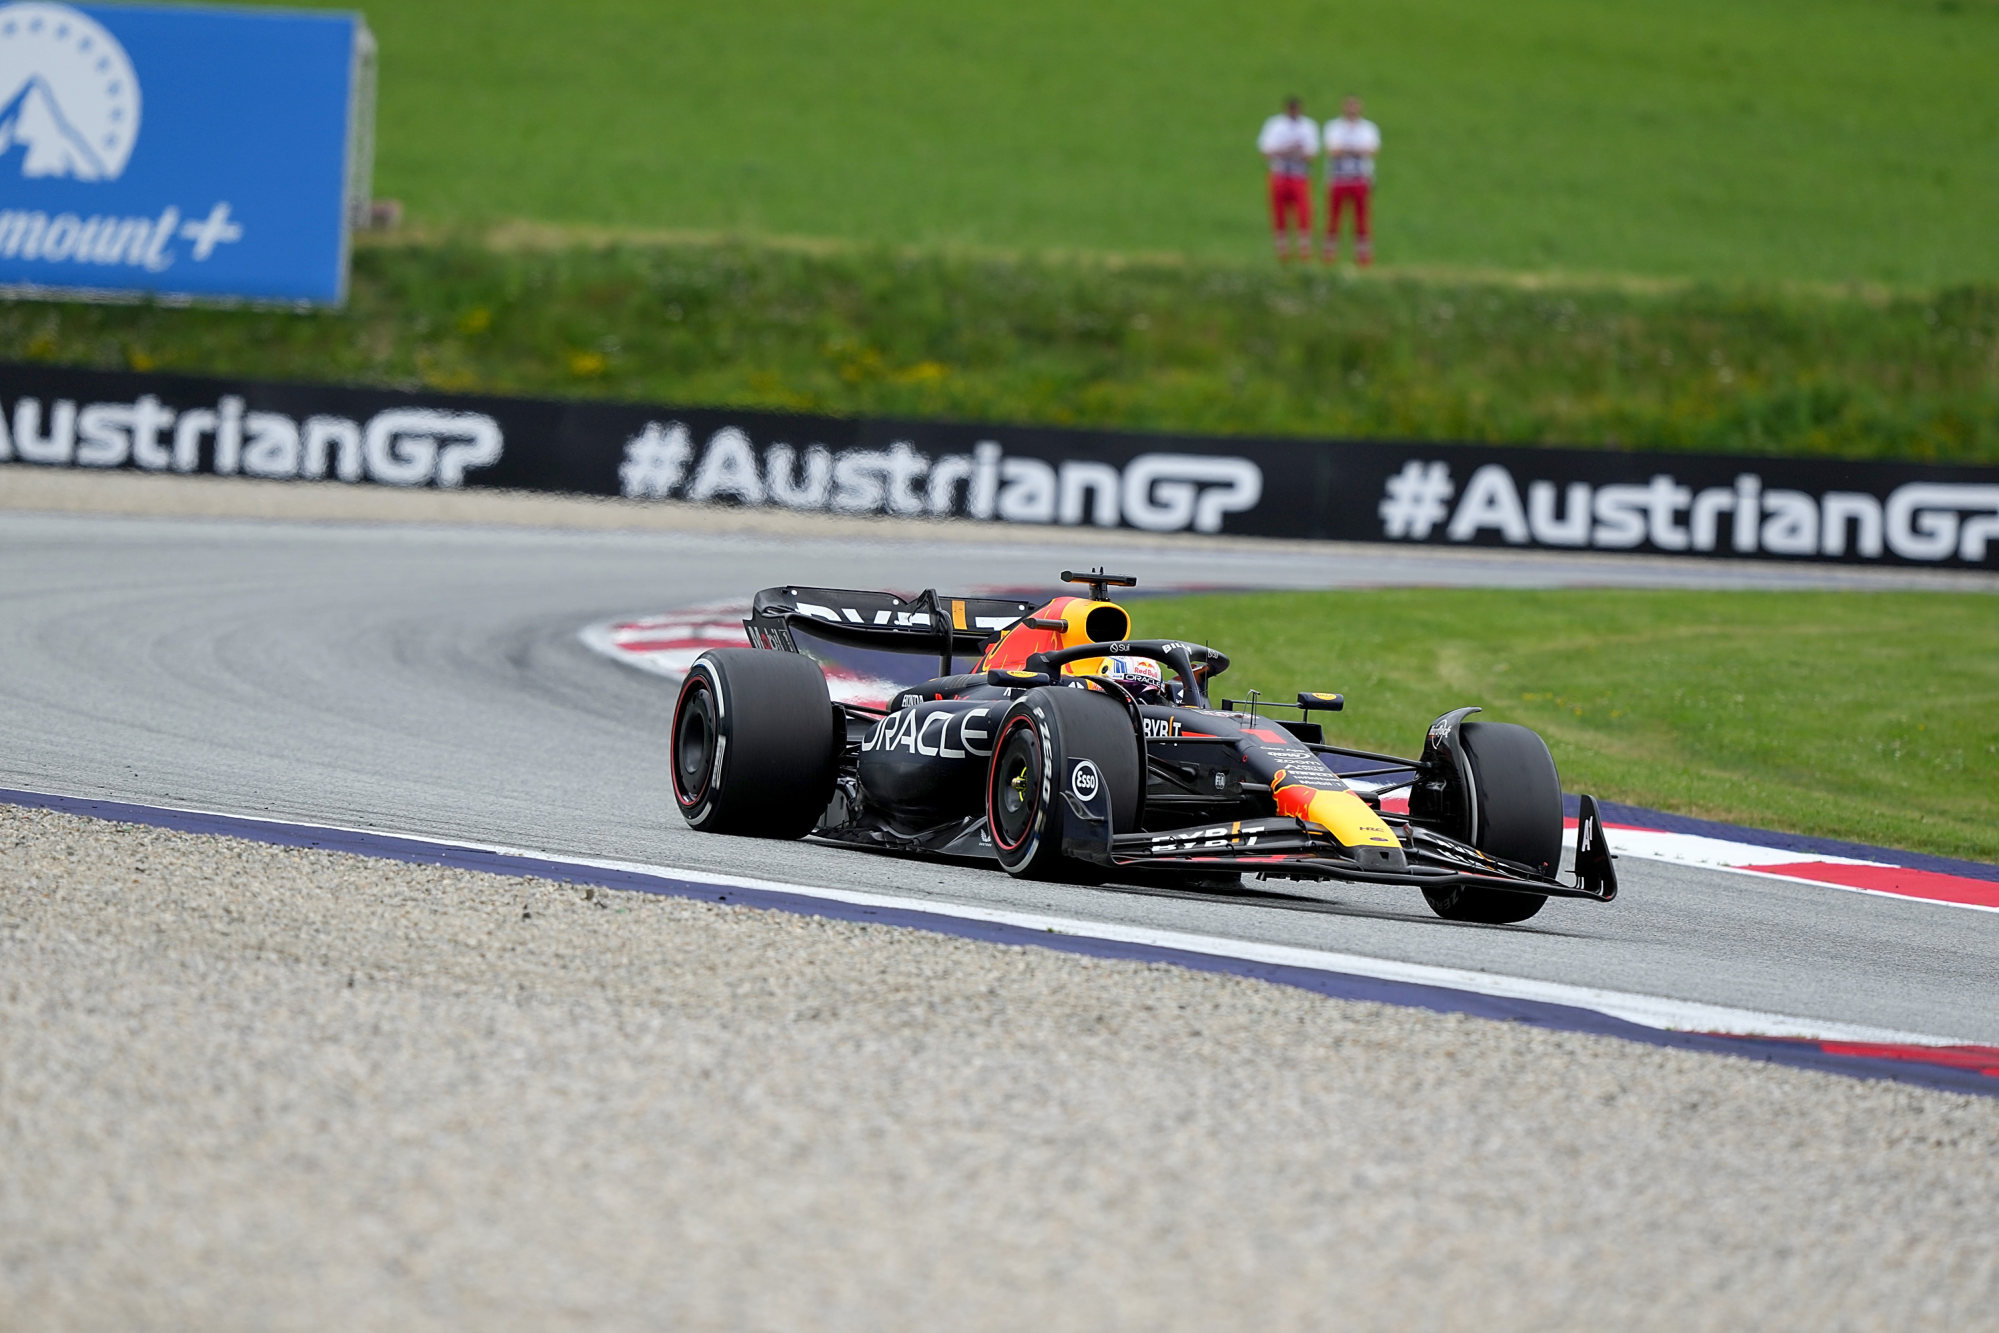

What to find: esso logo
left=1070, top=759, right=1102, bottom=801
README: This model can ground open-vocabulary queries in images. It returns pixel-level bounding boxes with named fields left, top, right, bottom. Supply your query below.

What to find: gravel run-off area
left=3, top=804, right=1997, bottom=1330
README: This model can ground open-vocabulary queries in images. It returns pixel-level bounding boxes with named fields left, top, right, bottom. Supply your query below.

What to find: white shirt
left=1258, top=114, right=1319, bottom=178
left=1324, top=117, right=1381, bottom=182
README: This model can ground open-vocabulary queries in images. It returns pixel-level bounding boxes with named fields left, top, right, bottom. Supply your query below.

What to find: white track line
left=33, top=789, right=1978, bottom=1051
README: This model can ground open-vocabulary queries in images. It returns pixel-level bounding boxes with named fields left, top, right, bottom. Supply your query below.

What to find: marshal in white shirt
left=1324, top=116, right=1381, bottom=182
left=1258, top=113, right=1320, bottom=178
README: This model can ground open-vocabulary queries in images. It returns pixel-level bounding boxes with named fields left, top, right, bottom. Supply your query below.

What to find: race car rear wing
left=745, top=585, right=1042, bottom=674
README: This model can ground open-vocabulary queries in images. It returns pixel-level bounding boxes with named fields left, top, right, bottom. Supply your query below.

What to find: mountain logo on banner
left=0, top=2, right=140, bottom=181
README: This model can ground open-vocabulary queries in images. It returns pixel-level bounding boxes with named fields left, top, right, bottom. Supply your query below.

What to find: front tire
left=671, top=649, right=839, bottom=838
left=986, top=686, right=1141, bottom=880
left=1422, top=720, right=1561, bottom=925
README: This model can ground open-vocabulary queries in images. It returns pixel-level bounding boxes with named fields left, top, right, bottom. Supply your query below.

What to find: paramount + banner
left=2, top=361, right=1996, bottom=570
left=0, top=2, right=373, bottom=304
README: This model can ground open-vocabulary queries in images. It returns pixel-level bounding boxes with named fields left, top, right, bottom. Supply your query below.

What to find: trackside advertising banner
left=0, top=2, right=372, bottom=304
left=2, top=361, right=1996, bottom=569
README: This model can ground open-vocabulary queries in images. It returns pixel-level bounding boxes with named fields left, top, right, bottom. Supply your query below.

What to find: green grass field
left=1134, top=589, right=1999, bottom=861
left=11, top=240, right=1995, bottom=460
left=246, top=0, right=1999, bottom=286
left=14, top=3, right=1988, bottom=457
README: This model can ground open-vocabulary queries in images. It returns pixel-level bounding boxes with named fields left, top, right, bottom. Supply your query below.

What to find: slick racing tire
left=1422, top=721, right=1561, bottom=925
left=672, top=649, right=839, bottom=838
left=985, top=686, right=1141, bottom=881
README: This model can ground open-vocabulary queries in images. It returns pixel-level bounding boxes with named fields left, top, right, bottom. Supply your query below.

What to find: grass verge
left=6, top=238, right=1997, bottom=462
left=249, top=0, right=1999, bottom=286
left=1135, top=589, right=1999, bottom=862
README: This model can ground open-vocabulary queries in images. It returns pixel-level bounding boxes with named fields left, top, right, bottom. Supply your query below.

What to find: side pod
left=1573, top=794, right=1618, bottom=902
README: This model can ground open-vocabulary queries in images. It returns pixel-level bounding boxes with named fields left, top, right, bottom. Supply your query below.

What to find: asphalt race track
left=5, top=509, right=1997, bottom=1046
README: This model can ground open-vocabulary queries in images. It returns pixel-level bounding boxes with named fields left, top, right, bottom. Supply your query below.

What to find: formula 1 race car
left=669, top=571, right=1616, bottom=923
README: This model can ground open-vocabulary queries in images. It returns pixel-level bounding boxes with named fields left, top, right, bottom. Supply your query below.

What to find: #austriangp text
left=2, top=361, right=1994, bottom=567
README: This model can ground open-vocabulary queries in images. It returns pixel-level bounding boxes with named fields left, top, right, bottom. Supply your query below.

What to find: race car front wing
left=1100, top=794, right=1619, bottom=902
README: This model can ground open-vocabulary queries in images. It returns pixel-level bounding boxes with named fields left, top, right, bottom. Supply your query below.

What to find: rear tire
left=1422, top=720, right=1560, bottom=925
left=986, top=686, right=1141, bottom=880
left=671, top=649, right=839, bottom=838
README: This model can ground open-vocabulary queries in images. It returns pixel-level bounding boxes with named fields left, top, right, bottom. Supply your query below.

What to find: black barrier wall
left=3, top=362, right=1996, bottom=568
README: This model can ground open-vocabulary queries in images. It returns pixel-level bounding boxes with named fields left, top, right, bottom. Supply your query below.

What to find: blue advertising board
left=0, top=2, right=370, bottom=304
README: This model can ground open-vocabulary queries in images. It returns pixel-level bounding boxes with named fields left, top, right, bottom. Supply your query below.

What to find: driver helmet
left=1096, top=654, right=1172, bottom=704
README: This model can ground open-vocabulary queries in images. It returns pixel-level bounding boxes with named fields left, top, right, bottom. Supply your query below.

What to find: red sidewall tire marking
left=671, top=668, right=717, bottom=814
left=988, top=715, right=1043, bottom=854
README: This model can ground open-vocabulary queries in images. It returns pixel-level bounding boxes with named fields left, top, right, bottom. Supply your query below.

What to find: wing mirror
left=989, top=668, right=1053, bottom=688
left=1297, top=692, right=1345, bottom=712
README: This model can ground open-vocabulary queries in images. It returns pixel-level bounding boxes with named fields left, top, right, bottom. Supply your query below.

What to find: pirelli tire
left=671, top=648, right=839, bottom=839
left=1421, top=721, right=1562, bottom=925
left=985, top=685, right=1142, bottom=881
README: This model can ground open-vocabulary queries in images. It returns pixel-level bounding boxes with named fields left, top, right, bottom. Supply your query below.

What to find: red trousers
left=1328, top=180, right=1371, bottom=244
left=1269, top=174, right=1311, bottom=233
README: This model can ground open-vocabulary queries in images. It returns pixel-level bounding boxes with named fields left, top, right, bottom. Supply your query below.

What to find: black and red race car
left=670, top=571, right=1616, bottom=923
